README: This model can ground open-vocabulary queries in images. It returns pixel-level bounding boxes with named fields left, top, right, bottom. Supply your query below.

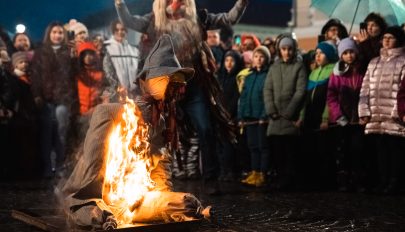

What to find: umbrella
left=311, top=0, right=405, bottom=33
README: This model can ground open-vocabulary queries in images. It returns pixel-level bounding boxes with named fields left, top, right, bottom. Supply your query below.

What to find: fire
left=102, top=99, right=155, bottom=225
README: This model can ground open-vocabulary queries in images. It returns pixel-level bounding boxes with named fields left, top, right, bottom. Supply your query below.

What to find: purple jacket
left=327, top=62, right=363, bottom=123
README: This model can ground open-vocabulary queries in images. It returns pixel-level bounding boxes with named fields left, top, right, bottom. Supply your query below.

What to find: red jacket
left=76, top=70, right=104, bottom=115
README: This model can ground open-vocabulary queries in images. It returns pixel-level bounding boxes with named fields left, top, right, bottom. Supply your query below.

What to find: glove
left=336, top=116, right=349, bottom=127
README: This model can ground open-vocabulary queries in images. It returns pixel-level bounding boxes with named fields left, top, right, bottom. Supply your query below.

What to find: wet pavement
left=1, top=179, right=405, bottom=232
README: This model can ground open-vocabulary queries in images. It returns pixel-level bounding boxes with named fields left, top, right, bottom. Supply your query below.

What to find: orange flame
left=102, top=99, right=155, bottom=225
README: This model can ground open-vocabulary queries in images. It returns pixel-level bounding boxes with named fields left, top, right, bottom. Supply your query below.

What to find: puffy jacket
left=358, top=47, right=405, bottom=137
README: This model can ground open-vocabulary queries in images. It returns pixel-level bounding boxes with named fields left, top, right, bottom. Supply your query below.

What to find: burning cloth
left=59, top=102, right=209, bottom=230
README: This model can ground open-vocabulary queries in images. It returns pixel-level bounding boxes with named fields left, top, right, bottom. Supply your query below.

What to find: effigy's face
left=165, top=0, right=186, bottom=19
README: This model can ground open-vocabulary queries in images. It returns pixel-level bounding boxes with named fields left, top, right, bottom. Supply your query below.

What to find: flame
left=102, top=99, right=155, bottom=225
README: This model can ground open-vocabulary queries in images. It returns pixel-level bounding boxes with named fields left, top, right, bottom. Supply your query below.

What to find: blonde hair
left=153, top=0, right=198, bottom=32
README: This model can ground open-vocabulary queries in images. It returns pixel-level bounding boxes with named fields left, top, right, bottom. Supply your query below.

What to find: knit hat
left=11, top=51, right=28, bottom=67
left=316, top=41, right=338, bottom=63
left=278, top=37, right=294, bottom=49
left=138, top=34, right=194, bottom=81
left=68, top=19, right=88, bottom=37
left=253, top=45, right=271, bottom=62
left=384, top=26, right=405, bottom=47
left=337, top=38, right=358, bottom=58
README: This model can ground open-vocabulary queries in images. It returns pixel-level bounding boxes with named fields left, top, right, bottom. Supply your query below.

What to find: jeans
left=245, top=123, right=269, bottom=173
left=39, top=103, right=70, bottom=176
left=182, top=84, right=218, bottom=180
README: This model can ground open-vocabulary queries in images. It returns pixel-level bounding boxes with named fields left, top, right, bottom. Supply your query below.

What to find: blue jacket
left=238, top=67, right=269, bottom=120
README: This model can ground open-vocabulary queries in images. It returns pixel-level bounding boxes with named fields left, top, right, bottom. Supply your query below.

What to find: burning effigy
left=58, top=35, right=210, bottom=230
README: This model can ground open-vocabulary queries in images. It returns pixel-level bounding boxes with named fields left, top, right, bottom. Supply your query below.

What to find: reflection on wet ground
left=1, top=179, right=405, bottom=231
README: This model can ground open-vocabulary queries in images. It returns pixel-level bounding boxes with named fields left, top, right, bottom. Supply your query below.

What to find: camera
left=67, top=30, right=75, bottom=41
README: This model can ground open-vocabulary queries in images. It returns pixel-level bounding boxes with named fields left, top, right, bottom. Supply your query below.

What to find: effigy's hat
left=138, top=34, right=194, bottom=81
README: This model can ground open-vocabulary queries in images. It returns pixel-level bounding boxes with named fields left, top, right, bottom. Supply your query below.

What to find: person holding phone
left=357, top=12, right=388, bottom=75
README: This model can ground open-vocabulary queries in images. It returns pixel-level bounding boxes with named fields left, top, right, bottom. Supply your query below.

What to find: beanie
left=11, top=51, right=28, bottom=67
left=316, top=41, right=338, bottom=63
left=337, top=38, right=358, bottom=58
left=253, top=45, right=271, bottom=62
left=68, top=19, right=88, bottom=37
left=279, top=37, right=294, bottom=49
left=384, top=26, right=405, bottom=47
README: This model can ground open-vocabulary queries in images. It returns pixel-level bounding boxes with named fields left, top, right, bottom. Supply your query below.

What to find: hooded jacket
left=358, top=47, right=405, bottom=137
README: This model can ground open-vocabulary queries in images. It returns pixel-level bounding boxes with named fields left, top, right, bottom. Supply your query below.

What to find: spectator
left=358, top=26, right=405, bottom=195
left=31, top=21, right=75, bottom=178
left=103, top=19, right=139, bottom=100
left=10, top=51, right=40, bottom=178
left=216, top=50, right=244, bottom=181
left=239, top=46, right=271, bottom=187
left=207, top=29, right=224, bottom=70
left=357, top=12, right=388, bottom=75
left=264, top=35, right=307, bottom=190
left=12, top=33, right=35, bottom=61
left=319, top=18, right=349, bottom=45
left=300, top=41, right=338, bottom=190
left=327, top=38, right=365, bottom=192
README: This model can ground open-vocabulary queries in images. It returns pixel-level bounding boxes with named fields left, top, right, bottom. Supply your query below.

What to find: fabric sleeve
left=398, top=72, right=405, bottom=120
left=115, top=0, right=151, bottom=33
left=358, top=67, right=371, bottom=118
left=263, top=67, right=277, bottom=116
left=326, top=73, right=342, bottom=122
left=206, top=0, right=247, bottom=29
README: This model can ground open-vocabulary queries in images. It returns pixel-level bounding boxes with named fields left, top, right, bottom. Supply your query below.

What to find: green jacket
left=264, top=59, right=307, bottom=135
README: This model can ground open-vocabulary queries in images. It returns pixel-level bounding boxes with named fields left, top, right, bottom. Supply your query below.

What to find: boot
left=253, top=172, right=266, bottom=187
left=241, top=171, right=257, bottom=184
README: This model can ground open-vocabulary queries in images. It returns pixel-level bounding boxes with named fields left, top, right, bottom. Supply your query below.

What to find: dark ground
left=1, top=179, right=405, bottom=232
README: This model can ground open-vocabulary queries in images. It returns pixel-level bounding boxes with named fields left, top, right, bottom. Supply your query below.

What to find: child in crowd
left=10, top=51, right=40, bottom=178
left=327, top=38, right=365, bottom=192
left=264, top=35, right=307, bottom=190
left=301, top=41, right=338, bottom=189
left=238, top=46, right=271, bottom=187
left=217, top=50, right=244, bottom=181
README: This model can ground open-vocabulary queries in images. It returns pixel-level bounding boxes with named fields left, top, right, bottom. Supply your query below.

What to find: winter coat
left=0, top=67, right=17, bottom=112
left=358, top=47, right=405, bottom=137
left=76, top=70, right=106, bottom=115
left=264, top=59, right=307, bottom=135
left=31, top=45, right=74, bottom=106
left=238, top=67, right=269, bottom=120
left=327, top=62, right=363, bottom=123
left=398, top=76, right=405, bottom=121
left=302, top=63, right=334, bottom=130
left=217, top=50, right=243, bottom=119
left=358, top=36, right=381, bottom=75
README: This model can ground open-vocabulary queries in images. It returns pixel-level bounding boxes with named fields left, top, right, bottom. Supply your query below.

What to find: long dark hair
left=42, top=21, right=67, bottom=46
